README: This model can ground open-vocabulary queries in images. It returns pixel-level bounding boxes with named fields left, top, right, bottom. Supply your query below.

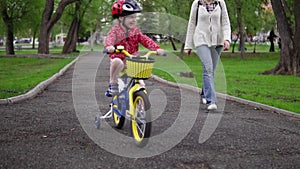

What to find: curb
left=0, top=55, right=80, bottom=105
left=151, top=75, right=300, bottom=119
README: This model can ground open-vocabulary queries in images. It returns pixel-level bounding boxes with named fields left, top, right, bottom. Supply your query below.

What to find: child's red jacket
left=105, top=24, right=160, bottom=60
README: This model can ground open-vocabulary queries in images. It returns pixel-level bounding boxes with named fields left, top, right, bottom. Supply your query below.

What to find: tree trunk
left=38, top=22, right=50, bottom=54
left=263, top=0, right=299, bottom=75
left=62, top=17, right=80, bottom=53
left=179, top=43, right=185, bottom=59
left=294, top=0, right=300, bottom=75
left=32, top=26, right=38, bottom=49
left=1, top=7, right=15, bottom=55
left=236, top=0, right=245, bottom=59
left=38, top=0, right=78, bottom=54
left=62, top=1, right=82, bottom=54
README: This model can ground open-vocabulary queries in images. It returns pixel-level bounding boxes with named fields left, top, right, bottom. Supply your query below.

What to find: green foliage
left=260, top=10, right=276, bottom=32
left=0, top=0, right=44, bottom=38
left=49, top=0, right=105, bottom=47
left=19, top=1, right=44, bottom=37
left=0, top=0, right=280, bottom=45
left=0, top=16, right=4, bottom=37
left=136, top=12, right=188, bottom=44
left=138, top=13, right=159, bottom=34
left=226, top=0, right=271, bottom=34
left=154, top=0, right=194, bottom=20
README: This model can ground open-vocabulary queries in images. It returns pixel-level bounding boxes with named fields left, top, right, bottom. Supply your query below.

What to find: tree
left=157, top=0, right=193, bottom=55
left=0, top=0, right=38, bottom=55
left=21, top=1, right=45, bottom=49
left=226, top=0, right=265, bottom=57
left=262, top=0, right=299, bottom=75
left=62, top=0, right=92, bottom=54
left=235, top=0, right=246, bottom=58
left=38, top=0, right=78, bottom=54
left=0, top=1, right=15, bottom=55
left=0, top=16, right=4, bottom=37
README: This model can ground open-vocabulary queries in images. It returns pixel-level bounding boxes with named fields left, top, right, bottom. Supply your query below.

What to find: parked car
left=14, top=38, right=31, bottom=44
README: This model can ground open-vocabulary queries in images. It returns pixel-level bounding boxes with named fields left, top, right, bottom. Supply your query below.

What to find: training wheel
left=95, top=116, right=100, bottom=129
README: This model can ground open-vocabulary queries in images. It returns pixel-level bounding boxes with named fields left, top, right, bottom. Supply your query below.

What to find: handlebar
left=102, top=48, right=109, bottom=54
left=103, top=46, right=167, bottom=59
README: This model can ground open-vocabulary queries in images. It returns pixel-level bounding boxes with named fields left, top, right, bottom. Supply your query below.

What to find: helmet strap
left=120, top=16, right=130, bottom=41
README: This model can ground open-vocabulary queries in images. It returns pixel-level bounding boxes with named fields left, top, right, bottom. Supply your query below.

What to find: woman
left=184, top=0, right=231, bottom=110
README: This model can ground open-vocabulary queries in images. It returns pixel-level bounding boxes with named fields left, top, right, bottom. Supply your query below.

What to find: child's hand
left=156, top=49, right=166, bottom=56
left=106, top=46, right=115, bottom=53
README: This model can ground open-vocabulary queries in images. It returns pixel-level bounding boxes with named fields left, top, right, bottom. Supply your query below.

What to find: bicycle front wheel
left=131, top=91, right=151, bottom=147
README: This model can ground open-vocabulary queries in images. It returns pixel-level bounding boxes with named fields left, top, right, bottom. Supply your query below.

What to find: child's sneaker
left=105, top=83, right=119, bottom=97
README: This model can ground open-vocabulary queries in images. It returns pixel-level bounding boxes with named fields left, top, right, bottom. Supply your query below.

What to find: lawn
left=151, top=50, right=300, bottom=114
left=0, top=57, right=74, bottom=99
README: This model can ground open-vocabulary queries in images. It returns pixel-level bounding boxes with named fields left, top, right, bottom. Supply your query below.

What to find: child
left=104, top=0, right=164, bottom=97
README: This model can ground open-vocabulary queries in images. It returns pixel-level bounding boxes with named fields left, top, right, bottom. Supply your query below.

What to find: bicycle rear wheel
left=131, top=91, right=151, bottom=147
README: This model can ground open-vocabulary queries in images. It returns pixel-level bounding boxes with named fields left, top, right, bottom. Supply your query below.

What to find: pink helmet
left=111, top=0, right=142, bottom=18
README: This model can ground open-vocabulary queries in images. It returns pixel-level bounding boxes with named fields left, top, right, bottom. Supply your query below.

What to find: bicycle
left=95, top=46, right=165, bottom=147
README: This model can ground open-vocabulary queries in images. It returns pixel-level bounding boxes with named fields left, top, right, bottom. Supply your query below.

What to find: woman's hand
left=223, top=40, right=230, bottom=51
left=185, top=49, right=192, bottom=56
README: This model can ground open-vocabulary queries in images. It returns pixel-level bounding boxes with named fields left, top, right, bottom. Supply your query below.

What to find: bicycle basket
left=126, top=57, right=155, bottom=79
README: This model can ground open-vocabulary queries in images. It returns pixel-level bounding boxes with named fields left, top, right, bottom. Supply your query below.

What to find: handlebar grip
left=162, top=51, right=167, bottom=56
left=103, top=49, right=109, bottom=54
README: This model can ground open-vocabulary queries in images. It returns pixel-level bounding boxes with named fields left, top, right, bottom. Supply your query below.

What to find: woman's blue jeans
left=197, top=45, right=222, bottom=104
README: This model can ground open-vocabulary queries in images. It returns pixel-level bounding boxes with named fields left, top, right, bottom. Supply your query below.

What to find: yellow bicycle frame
left=128, top=81, right=139, bottom=117
left=115, top=46, right=156, bottom=117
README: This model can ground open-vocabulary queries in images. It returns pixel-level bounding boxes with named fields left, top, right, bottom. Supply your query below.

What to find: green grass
left=152, top=51, right=300, bottom=114
left=220, top=53, right=299, bottom=113
left=0, top=57, right=74, bottom=98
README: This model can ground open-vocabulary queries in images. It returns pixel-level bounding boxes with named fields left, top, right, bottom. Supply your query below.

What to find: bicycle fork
left=128, top=83, right=146, bottom=118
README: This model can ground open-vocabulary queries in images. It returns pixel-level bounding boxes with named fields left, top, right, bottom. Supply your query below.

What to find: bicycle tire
left=131, top=90, right=151, bottom=147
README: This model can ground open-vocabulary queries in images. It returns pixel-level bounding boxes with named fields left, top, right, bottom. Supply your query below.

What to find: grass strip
left=0, top=57, right=74, bottom=98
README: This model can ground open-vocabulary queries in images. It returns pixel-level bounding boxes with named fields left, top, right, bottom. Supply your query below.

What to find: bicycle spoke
left=135, top=116, right=145, bottom=124
left=136, top=124, right=145, bottom=137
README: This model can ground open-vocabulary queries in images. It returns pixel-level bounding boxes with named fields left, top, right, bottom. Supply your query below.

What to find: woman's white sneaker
left=202, top=98, right=207, bottom=104
left=207, top=104, right=217, bottom=110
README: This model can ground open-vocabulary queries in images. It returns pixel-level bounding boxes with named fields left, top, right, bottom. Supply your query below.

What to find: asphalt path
left=1, top=52, right=300, bottom=169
